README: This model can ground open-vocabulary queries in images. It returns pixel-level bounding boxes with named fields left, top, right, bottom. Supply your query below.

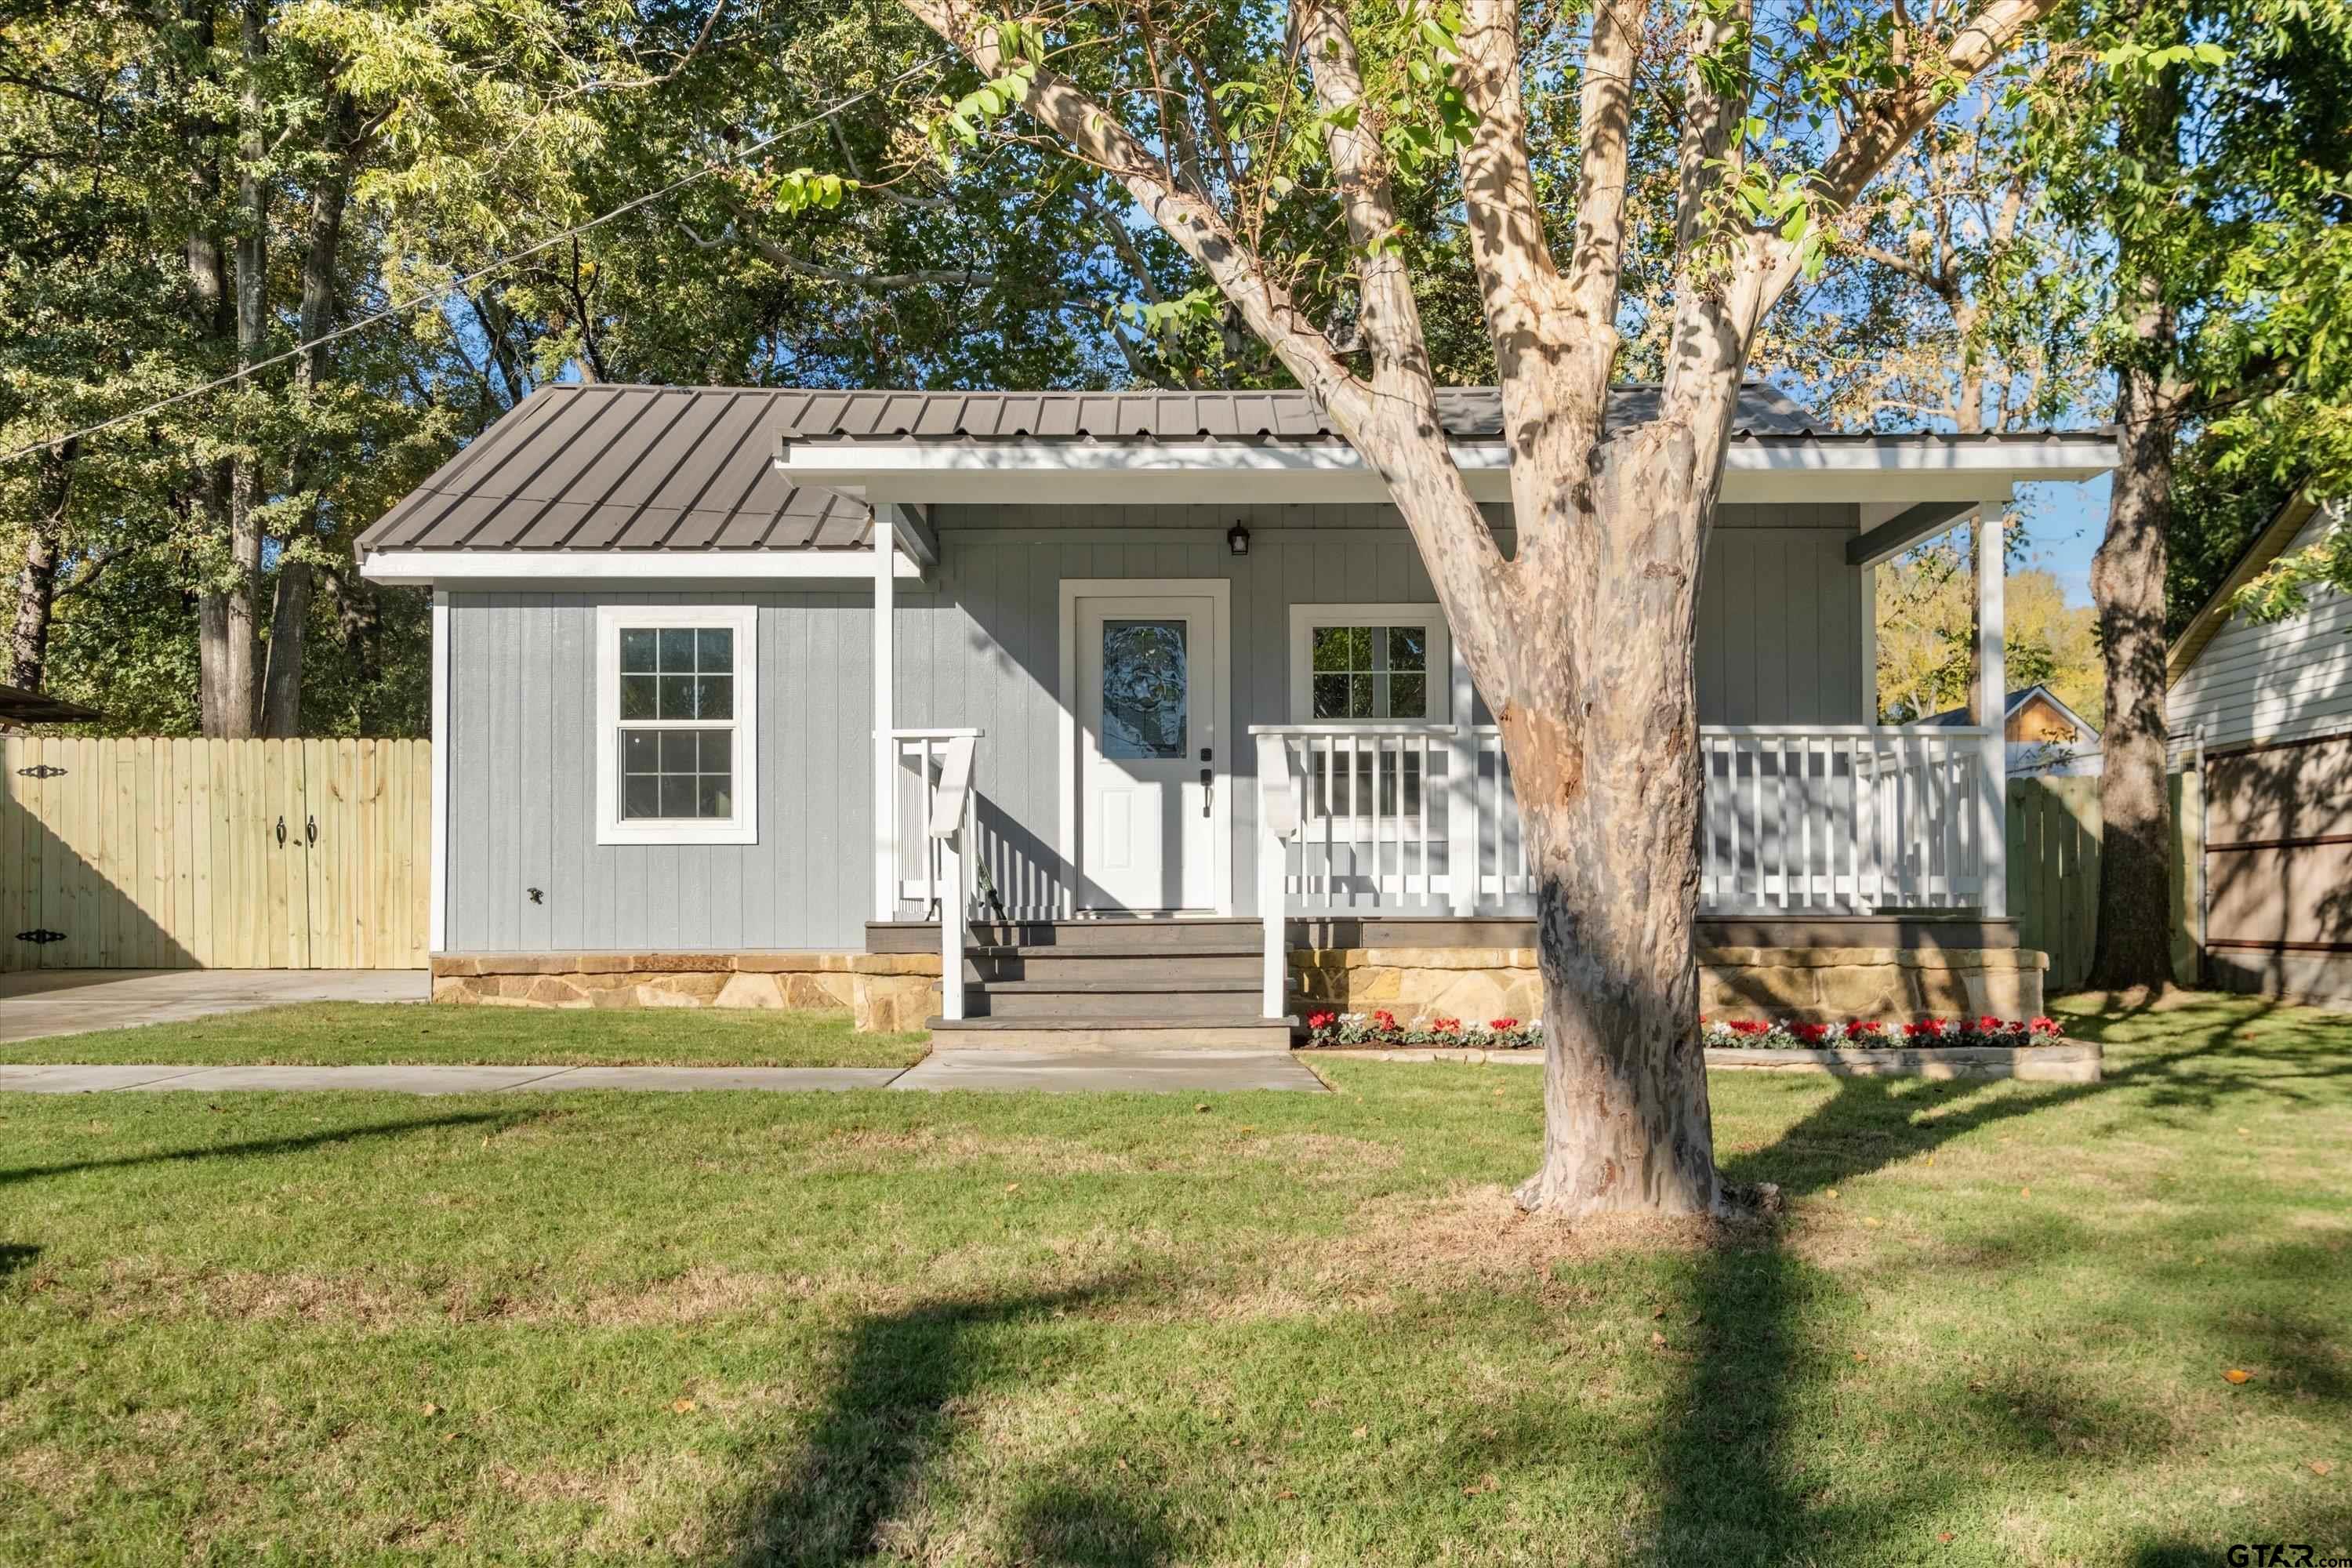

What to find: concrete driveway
left=0, top=969, right=428, bottom=1045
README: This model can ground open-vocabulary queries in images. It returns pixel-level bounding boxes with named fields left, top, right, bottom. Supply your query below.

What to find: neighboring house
left=357, top=383, right=2117, bottom=1040
left=2166, top=495, right=2352, bottom=1004
left=1921, top=684, right=2102, bottom=775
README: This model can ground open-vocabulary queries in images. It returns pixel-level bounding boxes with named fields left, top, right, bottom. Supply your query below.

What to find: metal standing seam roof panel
left=365, top=379, right=2096, bottom=559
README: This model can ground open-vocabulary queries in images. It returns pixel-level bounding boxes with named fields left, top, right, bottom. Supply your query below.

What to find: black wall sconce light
left=1227, top=521, right=1251, bottom=557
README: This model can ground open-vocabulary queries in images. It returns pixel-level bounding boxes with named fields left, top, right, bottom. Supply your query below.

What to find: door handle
left=1200, top=766, right=1213, bottom=816
left=305, top=815, right=317, bottom=847
left=275, top=815, right=285, bottom=848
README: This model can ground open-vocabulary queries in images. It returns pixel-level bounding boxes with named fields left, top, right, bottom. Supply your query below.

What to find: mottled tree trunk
left=1506, top=456, right=1718, bottom=1215
left=11, top=441, right=75, bottom=691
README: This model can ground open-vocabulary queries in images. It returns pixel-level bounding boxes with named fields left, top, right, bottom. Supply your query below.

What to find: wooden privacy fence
left=0, top=738, right=430, bottom=971
left=2006, top=771, right=2202, bottom=992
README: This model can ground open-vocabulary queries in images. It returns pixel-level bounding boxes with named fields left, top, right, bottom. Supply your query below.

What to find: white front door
left=1074, top=591, right=1226, bottom=911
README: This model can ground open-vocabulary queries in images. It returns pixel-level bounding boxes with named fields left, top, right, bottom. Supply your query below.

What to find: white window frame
left=595, top=603, right=759, bottom=846
left=1287, top=603, right=1453, bottom=725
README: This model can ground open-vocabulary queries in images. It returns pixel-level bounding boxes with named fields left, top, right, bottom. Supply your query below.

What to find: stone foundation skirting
left=430, top=953, right=942, bottom=1033
left=1294, top=945, right=2046, bottom=1024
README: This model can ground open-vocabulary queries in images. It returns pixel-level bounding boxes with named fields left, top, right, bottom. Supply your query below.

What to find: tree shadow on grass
left=0, top=1110, right=522, bottom=1189
left=0, top=1243, right=35, bottom=1282
left=721, top=1276, right=1178, bottom=1567
left=1643, top=994, right=2352, bottom=1564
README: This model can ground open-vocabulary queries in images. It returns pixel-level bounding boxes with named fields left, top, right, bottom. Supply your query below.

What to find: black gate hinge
left=15, top=929, right=66, bottom=944
left=15, top=764, right=65, bottom=779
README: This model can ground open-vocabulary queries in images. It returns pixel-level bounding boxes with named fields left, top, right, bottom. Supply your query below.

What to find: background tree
left=2028, top=0, right=2352, bottom=993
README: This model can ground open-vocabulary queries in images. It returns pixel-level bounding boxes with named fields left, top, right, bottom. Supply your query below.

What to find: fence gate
left=0, top=738, right=429, bottom=971
left=2200, top=731, right=2352, bottom=995
left=2006, top=770, right=2201, bottom=992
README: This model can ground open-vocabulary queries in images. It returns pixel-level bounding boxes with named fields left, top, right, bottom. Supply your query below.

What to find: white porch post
left=872, top=525, right=896, bottom=924
left=1446, top=641, right=1478, bottom=916
left=1975, top=492, right=2009, bottom=920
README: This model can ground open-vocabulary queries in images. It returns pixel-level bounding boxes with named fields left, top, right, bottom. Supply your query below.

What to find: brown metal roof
left=0, top=684, right=102, bottom=724
left=361, top=380, right=2104, bottom=557
left=772, top=382, right=1830, bottom=443
left=358, top=385, right=872, bottom=555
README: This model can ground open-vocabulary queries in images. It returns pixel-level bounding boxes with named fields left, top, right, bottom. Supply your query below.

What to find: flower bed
left=1301, top=1011, right=2071, bottom=1051
left=1300, top=1010, right=1542, bottom=1050
left=1704, top=1015, right=2071, bottom=1050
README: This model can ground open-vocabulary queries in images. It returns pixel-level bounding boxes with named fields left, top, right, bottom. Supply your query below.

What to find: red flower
left=1901, top=1018, right=1942, bottom=1039
left=1975, top=1016, right=2005, bottom=1034
left=1432, top=1016, right=1461, bottom=1033
left=1846, top=1019, right=1887, bottom=1037
left=1792, top=1022, right=1834, bottom=1044
left=1307, top=1011, right=1337, bottom=1033
left=1727, top=1018, right=1772, bottom=1036
left=1372, top=1010, right=1399, bottom=1031
left=1490, top=1018, right=1519, bottom=1032
left=2029, top=1016, right=2063, bottom=1036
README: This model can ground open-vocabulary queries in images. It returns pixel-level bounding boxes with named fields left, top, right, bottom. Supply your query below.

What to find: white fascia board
left=782, top=435, right=2119, bottom=506
left=359, top=548, right=923, bottom=586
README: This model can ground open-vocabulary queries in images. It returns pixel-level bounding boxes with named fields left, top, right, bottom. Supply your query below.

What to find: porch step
left=871, top=918, right=1263, bottom=956
left=964, top=946, right=1261, bottom=983
left=970, top=977, right=1261, bottom=1020
left=925, top=1015, right=1300, bottom=1053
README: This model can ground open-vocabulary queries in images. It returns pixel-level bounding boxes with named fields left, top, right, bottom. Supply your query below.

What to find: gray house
left=358, top=383, right=2117, bottom=1043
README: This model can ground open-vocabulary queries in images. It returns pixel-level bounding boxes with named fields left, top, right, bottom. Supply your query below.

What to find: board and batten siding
left=441, top=590, right=872, bottom=953
left=2169, top=506, right=2352, bottom=752
left=437, top=503, right=1862, bottom=943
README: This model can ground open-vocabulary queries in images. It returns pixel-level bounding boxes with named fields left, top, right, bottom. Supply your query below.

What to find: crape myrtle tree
left=881, top=0, right=2064, bottom=1214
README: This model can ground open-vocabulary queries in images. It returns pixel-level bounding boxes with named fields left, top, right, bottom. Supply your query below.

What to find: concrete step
left=972, top=978, right=1261, bottom=1019
left=926, top=1014, right=1300, bottom=1052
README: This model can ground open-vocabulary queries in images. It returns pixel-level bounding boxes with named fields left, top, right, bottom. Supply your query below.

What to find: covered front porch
left=866, top=492, right=2020, bottom=1027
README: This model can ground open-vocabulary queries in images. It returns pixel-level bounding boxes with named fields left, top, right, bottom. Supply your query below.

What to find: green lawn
left=0, top=1003, right=932, bottom=1069
left=1, top=991, right=2346, bottom=1566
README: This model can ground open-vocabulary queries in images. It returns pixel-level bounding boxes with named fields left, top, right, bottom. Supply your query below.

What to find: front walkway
left=0, top=1051, right=1328, bottom=1094
left=0, top=968, right=430, bottom=1044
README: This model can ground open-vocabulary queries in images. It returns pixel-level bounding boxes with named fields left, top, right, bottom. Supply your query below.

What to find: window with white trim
left=595, top=604, right=758, bottom=845
left=1287, top=604, right=1451, bottom=820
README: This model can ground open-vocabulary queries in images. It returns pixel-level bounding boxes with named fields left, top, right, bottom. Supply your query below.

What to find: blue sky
left=2016, top=476, right=2111, bottom=605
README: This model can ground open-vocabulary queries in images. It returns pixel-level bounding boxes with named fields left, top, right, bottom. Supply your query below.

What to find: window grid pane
left=617, top=624, right=735, bottom=721
left=1308, top=622, right=1430, bottom=719
left=619, top=725, right=735, bottom=820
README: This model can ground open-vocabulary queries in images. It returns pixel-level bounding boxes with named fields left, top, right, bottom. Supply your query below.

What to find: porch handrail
left=892, top=727, right=983, bottom=1022
left=1251, top=719, right=2002, bottom=924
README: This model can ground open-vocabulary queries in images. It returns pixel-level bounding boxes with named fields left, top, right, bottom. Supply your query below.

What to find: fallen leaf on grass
left=1937, top=1532, right=1955, bottom=1544
left=1004, top=1182, right=1021, bottom=1193
left=1351, top=1425, right=1369, bottom=1439
left=1463, top=1473, right=1500, bottom=1497
left=1650, top=1331, right=1669, bottom=1352
left=672, top=1397, right=697, bottom=1413
left=1853, top=1352, right=1870, bottom=1365
left=1276, top=1488, right=1297, bottom=1500
left=1114, top=1457, right=1129, bottom=1471
left=1824, top=1188, right=1840, bottom=1200
left=2310, top=1460, right=2335, bottom=1476
left=2223, top=1369, right=2252, bottom=1385
left=2020, top=1186, right=2031, bottom=1198
left=1194, top=1104, right=1210, bottom=1114
left=421, top=1403, right=441, bottom=1418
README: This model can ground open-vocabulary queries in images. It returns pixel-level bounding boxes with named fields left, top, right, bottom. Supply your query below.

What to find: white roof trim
left=359, top=548, right=923, bottom=587
left=780, top=434, right=2118, bottom=506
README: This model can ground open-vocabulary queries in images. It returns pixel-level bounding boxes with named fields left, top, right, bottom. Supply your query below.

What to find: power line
left=0, top=52, right=953, bottom=466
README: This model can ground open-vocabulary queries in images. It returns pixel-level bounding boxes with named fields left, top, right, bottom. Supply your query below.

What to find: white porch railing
left=890, top=728, right=981, bottom=1021
left=1251, top=720, right=1998, bottom=920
